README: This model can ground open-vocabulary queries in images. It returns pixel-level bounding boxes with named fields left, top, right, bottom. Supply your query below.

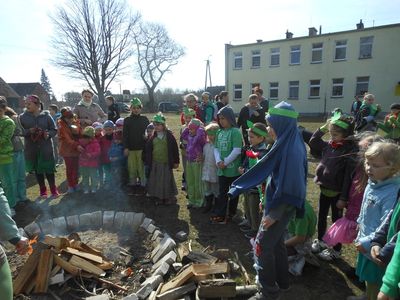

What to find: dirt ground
left=10, top=116, right=366, bottom=299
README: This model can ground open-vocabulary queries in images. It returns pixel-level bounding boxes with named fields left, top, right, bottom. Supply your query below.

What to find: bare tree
left=50, top=0, right=140, bottom=107
left=134, top=21, right=185, bottom=111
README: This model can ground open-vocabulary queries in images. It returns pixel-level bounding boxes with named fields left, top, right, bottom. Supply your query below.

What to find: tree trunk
left=148, top=89, right=156, bottom=112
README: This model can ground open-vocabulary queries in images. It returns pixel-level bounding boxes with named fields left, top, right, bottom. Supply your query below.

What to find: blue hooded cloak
left=228, top=101, right=307, bottom=216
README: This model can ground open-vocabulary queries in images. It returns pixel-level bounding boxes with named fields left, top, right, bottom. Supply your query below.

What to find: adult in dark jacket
left=106, top=96, right=120, bottom=123
left=237, top=94, right=266, bottom=145
left=216, top=91, right=229, bottom=111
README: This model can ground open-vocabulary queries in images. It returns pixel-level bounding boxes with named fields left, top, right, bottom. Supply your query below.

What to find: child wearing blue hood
left=211, top=106, right=243, bottom=224
left=229, top=101, right=307, bottom=300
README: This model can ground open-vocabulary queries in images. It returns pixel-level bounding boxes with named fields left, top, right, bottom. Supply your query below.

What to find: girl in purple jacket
left=181, top=118, right=206, bottom=208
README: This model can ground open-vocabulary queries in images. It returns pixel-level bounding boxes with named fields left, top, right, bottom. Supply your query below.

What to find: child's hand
left=77, top=145, right=84, bottom=152
left=238, top=167, right=244, bottom=174
left=15, top=237, right=29, bottom=255
left=124, top=149, right=129, bottom=157
left=377, top=291, right=392, bottom=300
left=355, top=242, right=366, bottom=253
left=336, top=200, right=347, bottom=209
left=217, top=161, right=225, bottom=169
left=43, top=131, right=49, bottom=140
left=370, top=245, right=385, bottom=266
left=262, top=216, right=276, bottom=229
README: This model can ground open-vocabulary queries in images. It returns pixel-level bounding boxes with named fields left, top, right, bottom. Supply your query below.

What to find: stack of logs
left=13, top=235, right=123, bottom=296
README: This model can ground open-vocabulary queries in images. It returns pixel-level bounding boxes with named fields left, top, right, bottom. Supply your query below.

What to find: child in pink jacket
left=79, top=126, right=101, bottom=194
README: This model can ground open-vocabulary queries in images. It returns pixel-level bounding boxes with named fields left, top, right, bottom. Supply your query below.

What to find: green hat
left=153, top=112, right=166, bottom=124
left=130, top=97, right=142, bottom=107
left=83, top=126, right=95, bottom=137
left=246, top=120, right=268, bottom=137
left=183, top=107, right=195, bottom=117
left=330, top=111, right=349, bottom=129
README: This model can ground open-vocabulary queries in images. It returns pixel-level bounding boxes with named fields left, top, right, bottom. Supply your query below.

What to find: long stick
left=234, top=251, right=251, bottom=285
left=96, top=277, right=128, bottom=292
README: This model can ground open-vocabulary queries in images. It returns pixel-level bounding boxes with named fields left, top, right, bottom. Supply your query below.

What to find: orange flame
left=27, top=235, right=38, bottom=255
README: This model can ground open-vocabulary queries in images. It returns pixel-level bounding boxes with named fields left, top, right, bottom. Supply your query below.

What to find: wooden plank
left=234, top=252, right=251, bottom=285
left=95, top=260, right=113, bottom=270
left=50, top=265, right=61, bottom=277
left=44, top=235, right=70, bottom=249
left=210, top=249, right=231, bottom=260
left=177, top=243, right=190, bottom=261
left=69, top=255, right=105, bottom=277
left=13, top=247, right=42, bottom=294
left=182, top=251, right=218, bottom=265
left=63, top=247, right=103, bottom=263
left=69, top=240, right=104, bottom=258
left=192, top=262, right=229, bottom=276
left=34, top=249, right=54, bottom=293
left=53, top=254, right=80, bottom=276
left=197, top=279, right=236, bottom=298
left=160, top=264, right=194, bottom=293
left=157, top=282, right=197, bottom=300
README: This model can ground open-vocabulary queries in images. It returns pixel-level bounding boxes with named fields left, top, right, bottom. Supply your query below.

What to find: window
left=269, top=82, right=279, bottom=99
left=252, top=50, right=261, bottom=68
left=288, top=81, right=299, bottom=99
left=251, top=83, right=260, bottom=93
left=355, top=76, right=369, bottom=96
left=311, top=43, right=323, bottom=63
left=270, top=47, right=280, bottom=66
left=332, top=78, right=344, bottom=97
left=309, top=80, right=321, bottom=98
left=290, top=45, right=301, bottom=65
left=334, top=40, right=347, bottom=60
left=233, top=84, right=242, bottom=100
left=359, top=36, right=373, bottom=59
left=234, top=52, right=242, bottom=69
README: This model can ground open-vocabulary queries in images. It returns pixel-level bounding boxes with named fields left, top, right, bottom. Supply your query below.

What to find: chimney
left=285, top=30, right=293, bottom=39
left=356, top=19, right=364, bottom=30
left=319, top=25, right=322, bottom=35
left=308, top=27, right=318, bottom=36
left=256, top=39, right=263, bottom=43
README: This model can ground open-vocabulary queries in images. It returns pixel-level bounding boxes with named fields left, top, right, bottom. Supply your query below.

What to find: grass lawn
left=14, top=112, right=368, bottom=299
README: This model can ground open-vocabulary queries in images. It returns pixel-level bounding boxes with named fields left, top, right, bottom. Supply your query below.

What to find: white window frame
left=331, top=78, right=344, bottom=97
left=359, top=36, right=373, bottom=59
left=233, top=84, right=242, bottom=101
left=234, top=52, right=243, bottom=69
left=269, top=82, right=279, bottom=99
left=311, top=42, right=323, bottom=63
left=334, top=40, right=347, bottom=61
left=355, top=76, right=370, bottom=96
left=309, top=80, right=321, bottom=98
left=270, top=47, right=280, bottom=66
left=290, top=45, right=301, bottom=65
left=288, top=81, right=299, bottom=100
left=251, top=50, right=261, bottom=68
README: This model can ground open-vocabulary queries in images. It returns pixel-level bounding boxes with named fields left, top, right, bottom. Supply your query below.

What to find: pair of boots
left=40, top=185, right=60, bottom=199
left=202, top=194, right=215, bottom=213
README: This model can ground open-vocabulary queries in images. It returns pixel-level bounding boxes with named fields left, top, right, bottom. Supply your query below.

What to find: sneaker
left=346, top=295, right=367, bottom=300
left=317, top=248, right=341, bottom=261
left=311, top=239, right=328, bottom=253
left=83, top=189, right=89, bottom=194
left=91, top=189, right=97, bottom=193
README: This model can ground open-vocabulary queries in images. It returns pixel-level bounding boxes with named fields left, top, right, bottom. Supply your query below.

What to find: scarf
left=78, top=99, right=92, bottom=108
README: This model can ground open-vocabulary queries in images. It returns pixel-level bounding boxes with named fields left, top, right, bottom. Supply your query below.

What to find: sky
left=1, top=0, right=400, bottom=101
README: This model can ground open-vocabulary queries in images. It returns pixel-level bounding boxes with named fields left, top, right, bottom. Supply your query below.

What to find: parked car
left=116, top=102, right=130, bottom=113
left=158, top=102, right=180, bottom=113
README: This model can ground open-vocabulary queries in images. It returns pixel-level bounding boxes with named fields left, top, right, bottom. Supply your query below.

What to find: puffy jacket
left=0, top=116, right=15, bottom=164
left=79, top=138, right=101, bottom=168
left=58, top=118, right=81, bottom=157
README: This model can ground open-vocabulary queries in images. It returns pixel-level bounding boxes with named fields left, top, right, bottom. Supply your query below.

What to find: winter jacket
left=19, top=110, right=57, bottom=162
left=370, top=196, right=400, bottom=265
left=237, top=104, right=266, bottom=144
left=100, top=134, right=113, bottom=164
left=7, top=114, right=24, bottom=152
left=79, top=138, right=101, bottom=168
left=202, top=142, right=218, bottom=183
left=73, top=101, right=106, bottom=127
left=0, top=115, right=16, bottom=164
left=356, top=176, right=400, bottom=254
left=108, top=142, right=126, bottom=168
left=58, top=118, right=81, bottom=157
left=123, top=114, right=150, bottom=151
left=145, top=130, right=179, bottom=169
left=309, top=128, right=358, bottom=201
left=380, top=235, right=400, bottom=298
left=107, top=103, right=120, bottom=123
left=181, top=127, right=206, bottom=162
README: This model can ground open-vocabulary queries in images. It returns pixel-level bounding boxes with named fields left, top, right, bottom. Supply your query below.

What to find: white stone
left=140, top=217, right=154, bottom=230
left=151, top=251, right=177, bottom=271
left=122, top=294, right=138, bottom=300
left=140, top=274, right=163, bottom=289
left=151, top=230, right=162, bottom=241
left=79, top=213, right=92, bottom=229
left=132, top=212, right=145, bottom=231
left=66, top=215, right=80, bottom=232
left=90, top=211, right=103, bottom=228
left=103, top=211, right=115, bottom=230
left=52, top=216, right=67, bottom=234
left=136, top=283, right=153, bottom=299
left=85, top=295, right=110, bottom=300
left=151, top=237, right=176, bottom=263
left=23, top=222, right=41, bottom=238
left=39, top=219, right=54, bottom=234
left=122, top=212, right=135, bottom=229
left=172, top=262, right=182, bottom=272
left=146, top=223, right=157, bottom=234
left=152, top=261, right=170, bottom=277
left=113, top=212, right=126, bottom=230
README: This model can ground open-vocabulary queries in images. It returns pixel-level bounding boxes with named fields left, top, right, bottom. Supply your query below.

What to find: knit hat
left=83, top=126, right=95, bottom=138
left=103, top=120, right=115, bottom=128
left=92, top=122, right=103, bottom=130
left=153, top=112, right=166, bottom=124
left=390, top=103, right=400, bottom=110
left=183, top=107, right=195, bottom=117
left=188, top=118, right=202, bottom=130
left=130, top=97, right=142, bottom=107
left=146, top=123, right=155, bottom=130
left=115, top=118, right=124, bottom=127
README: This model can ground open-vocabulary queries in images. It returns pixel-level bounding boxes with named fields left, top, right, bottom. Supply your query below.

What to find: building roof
left=8, top=82, right=44, bottom=97
left=0, top=77, right=20, bottom=98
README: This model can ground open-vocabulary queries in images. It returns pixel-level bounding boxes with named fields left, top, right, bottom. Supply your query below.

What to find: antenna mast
left=204, top=57, right=212, bottom=90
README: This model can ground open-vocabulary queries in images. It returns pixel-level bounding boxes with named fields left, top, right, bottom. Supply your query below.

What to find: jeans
left=12, top=151, right=27, bottom=202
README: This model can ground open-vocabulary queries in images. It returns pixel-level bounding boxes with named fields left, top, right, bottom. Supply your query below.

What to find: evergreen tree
left=40, top=69, right=53, bottom=95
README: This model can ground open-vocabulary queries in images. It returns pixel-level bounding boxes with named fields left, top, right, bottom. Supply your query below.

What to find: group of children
left=2, top=90, right=400, bottom=300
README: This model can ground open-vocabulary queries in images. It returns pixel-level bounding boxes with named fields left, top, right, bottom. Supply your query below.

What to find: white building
left=224, top=21, right=400, bottom=115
